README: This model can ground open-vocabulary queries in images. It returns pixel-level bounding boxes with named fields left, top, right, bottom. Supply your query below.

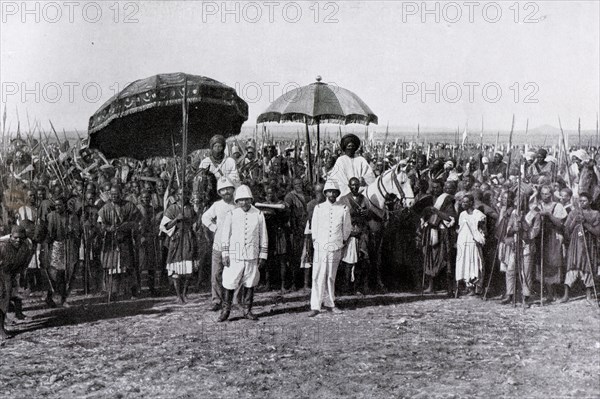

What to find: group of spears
left=1, top=122, right=600, bottom=339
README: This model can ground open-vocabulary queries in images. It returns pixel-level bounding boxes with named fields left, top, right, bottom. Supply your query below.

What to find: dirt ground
left=1, top=288, right=599, bottom=399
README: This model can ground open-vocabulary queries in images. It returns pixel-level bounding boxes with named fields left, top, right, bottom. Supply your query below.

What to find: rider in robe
left=328, top=134, right=376, bottom=196
left=198, top=135, right=240, bottom=188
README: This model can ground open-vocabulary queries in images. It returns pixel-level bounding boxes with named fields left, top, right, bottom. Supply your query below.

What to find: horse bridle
left=368, top=165, right=408, bottom=211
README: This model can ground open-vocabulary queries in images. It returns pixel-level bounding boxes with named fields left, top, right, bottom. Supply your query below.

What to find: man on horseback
left=328, top=134, right=375, bottom=196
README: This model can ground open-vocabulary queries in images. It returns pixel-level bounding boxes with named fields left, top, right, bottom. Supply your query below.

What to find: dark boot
left=45, top=291, right=57, bottom=308
left=0, top=311, right=10, bottom=340
left=243, top=287, right=258, bottom=321
left=558, top=285, right=569, bottom=303
left=12, top=298, right=27, bottom=320
left=218, top=289, right=233, bottom=322
left=344, top=264, right=353, bottom=295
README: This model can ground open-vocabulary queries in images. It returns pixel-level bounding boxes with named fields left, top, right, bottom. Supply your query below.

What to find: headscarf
left=571, top=149, right=590, bottom=162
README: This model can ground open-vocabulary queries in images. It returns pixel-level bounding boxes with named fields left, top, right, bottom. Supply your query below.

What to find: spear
left=592, top=112, right=600, bottom=151
left=15, top=105, right=21, bottom=140
left=1, top=103, right=6, bottom=164
left=384, top=122, right=390, bottom=145
left=480, top=116, right=484, bottom=150
left=558, top=116, right=573, bottom=188
left=39, top=132, right=66, bottom=188
left=48, top=119, right=62, bottom=146
left=578, top=117, right=581, bottom=149
left=505, top=115, right=516, bottom=180
left=578, top=117, right=584, bottom=149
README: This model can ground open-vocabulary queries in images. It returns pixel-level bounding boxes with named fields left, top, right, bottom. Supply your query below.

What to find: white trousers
left=222, top=258, right=259, bottom=290
left=310, top=246, right=342, bottom=311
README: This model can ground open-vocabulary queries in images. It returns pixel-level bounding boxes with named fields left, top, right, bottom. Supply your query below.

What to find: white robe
left=455, top=209, right=486, bottom=283
left=328, top=155, right=376, bottom=196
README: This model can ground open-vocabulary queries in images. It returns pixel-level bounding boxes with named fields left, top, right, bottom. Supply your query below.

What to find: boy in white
left=309, top=179, right=352, bottom=317
left=202, top=177, right=237, bottom=310
left=219, top=185, right=268, bottom=321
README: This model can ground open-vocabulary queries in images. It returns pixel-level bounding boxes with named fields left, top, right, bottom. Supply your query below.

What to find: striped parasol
left=257, top=76, right=377, bottom=184
left=257, top=76, right=377, bottom=126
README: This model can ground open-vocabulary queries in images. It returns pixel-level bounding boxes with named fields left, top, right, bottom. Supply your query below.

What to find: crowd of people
left=1, top=129, right=599, bottom=338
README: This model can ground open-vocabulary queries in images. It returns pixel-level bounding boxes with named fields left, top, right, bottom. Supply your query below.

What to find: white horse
left=364, top=163, right=415, bottom=219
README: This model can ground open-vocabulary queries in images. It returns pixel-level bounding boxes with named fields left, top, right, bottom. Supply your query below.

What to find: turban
left=537, top=148, right=548, bottom=158
left=571, top=149, right=590, bottom=162
left=340, top=134, right=361, bottom=151
left=494, top=150, right=504, bottom=158
left=481, top=156, right=490, bottom=164
left=209, top=135, right=226, bottom=149
left=444, top=161, right=454, bottom=169
left=524, top=152, right=535, bottom=161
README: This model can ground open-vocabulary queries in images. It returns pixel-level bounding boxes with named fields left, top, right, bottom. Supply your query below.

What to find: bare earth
left=1, top=290, right=599, bottom=399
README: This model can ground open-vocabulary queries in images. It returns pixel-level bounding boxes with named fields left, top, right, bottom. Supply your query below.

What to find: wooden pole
left=578, top=117, right=581, bottom=149
left=505, top=114, right=516, bottom=180
left=558, top=116, right=573, bottom=188
left=316, top=119, right=321, bottom=181
left=304, top=117, right=314, bottom=186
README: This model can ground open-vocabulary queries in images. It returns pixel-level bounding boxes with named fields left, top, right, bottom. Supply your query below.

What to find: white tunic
left=221, top=206, right=268, bottom=262
left=199, top=157, right=240, bottom=187
left=311, top=200, right=352, bottom=253
left=310, top=200, right=351, bottom=311
left=455, top=209, right=486, bottom=283
left=201, top=200, right=236, bottom=252
left=221, top=206, right=268, bottom=290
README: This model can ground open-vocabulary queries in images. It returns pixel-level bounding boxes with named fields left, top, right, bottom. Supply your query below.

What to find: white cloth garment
left=201, top=200, right=236, bottom=251
left=310, top=200, right=352, bottom=310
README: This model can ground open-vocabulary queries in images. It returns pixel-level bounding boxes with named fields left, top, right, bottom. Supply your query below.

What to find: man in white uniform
left=219, top=185, right=268, bottom=322
left=201, top=177, right=237, bottom=311
left=308, top=180, right=352, bottom=317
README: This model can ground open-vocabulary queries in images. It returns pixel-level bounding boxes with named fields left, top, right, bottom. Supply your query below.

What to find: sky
left=0, top=0, right=598, bottom=135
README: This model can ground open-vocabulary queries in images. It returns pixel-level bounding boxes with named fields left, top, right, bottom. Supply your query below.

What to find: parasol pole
left=304, top=116, right=314, bottom=186
left=316, top=119, right=321, bottom=182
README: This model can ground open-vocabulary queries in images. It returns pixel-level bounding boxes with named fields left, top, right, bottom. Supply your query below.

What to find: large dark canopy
left=88, top=72, right=248, bottom=159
